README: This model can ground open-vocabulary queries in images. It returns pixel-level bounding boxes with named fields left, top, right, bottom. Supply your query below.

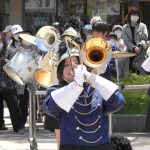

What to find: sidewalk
left=0, top=108, right=150, bottom=150
left=0, top=108, right=57, bottom=150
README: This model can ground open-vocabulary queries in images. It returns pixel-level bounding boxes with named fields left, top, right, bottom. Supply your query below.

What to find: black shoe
left=14, top=128, right=26, bottom=134
left=0, top=125, right=8, bottom=130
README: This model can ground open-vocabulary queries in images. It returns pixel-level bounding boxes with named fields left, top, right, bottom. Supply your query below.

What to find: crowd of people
left=0, top=6, right=150, bottom=150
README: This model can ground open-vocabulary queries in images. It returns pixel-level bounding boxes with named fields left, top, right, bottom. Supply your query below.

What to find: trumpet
left=64, top=37, right=112, bottom=75
left=66, top=37, right=111, bottom=68
left=80, top=38, right=111, bottom=69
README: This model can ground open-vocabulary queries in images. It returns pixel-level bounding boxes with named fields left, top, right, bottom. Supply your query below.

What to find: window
left=87, top=0, right=120, bottom=24
left=0, top=0, right=10, bottom=30
left=24, top=0, right=56, bottom=34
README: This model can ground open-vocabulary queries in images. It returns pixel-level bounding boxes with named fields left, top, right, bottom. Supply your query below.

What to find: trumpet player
left=141, top=48, right=150, bottom=132
left=43, top=26, right=83, bottom=150
left=43, top=39, right=125, bottom=150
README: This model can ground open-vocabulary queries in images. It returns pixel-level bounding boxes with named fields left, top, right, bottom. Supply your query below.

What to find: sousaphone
left=34, top=26, right=59, bottom=88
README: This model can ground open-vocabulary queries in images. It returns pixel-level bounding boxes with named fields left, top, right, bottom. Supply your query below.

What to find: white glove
left=51, top=81, right=83, bottom=112
left=84, top=70, right=118, bottom=101
left=74, top=65, right=87, bottom=86
left=142, top=57, right=150, bottom=72
left=147, top=47, right=150, bottom=57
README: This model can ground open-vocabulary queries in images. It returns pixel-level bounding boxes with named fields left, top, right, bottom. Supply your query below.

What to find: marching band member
left=2, top=25, right=12, bottom=46
left=6, top=24, right=23, bottom=59
left=0, top=26, right=25, bottom=134
left=43, top=39, right=125, bottom=150
left=141, top=48, right=150, bottom=74
left=44, top=20, right=84, bottom=150
left=141, top=48, right=150, bottom=132
left=64, top=15, right=86, bottom=42
left=18, top=31, right=41, bottom=130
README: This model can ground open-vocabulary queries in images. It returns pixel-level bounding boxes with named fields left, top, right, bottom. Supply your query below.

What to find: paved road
left=0, top=108, right=57, bottom=150
left=0, top=108, right=150, bottom=150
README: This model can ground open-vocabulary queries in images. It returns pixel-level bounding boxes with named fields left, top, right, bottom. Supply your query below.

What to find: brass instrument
left=34, top=26, right=80, bottom=88
left=80, top=38, right=111, bottom=71
left=34, top=26, right=60, bottom=88
left=64, top=37, right=112, bottom=75
left=17, top=26, right=59, bottom=88
left=35, top=25, right=58, bottom=52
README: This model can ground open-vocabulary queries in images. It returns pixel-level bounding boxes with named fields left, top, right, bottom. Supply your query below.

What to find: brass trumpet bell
left=34, top=69, right=53, bottom=88
left=36, top=26, right=58, bottom=52
left=86, top=46, right=106, bottom=65
left=81, top=38, right=111, bottom=68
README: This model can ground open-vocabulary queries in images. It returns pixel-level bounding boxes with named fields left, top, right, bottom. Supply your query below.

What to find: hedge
left=113, top=73, right=150, bottom=114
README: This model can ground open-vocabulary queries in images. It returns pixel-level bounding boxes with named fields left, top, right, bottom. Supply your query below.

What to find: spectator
left=92, top=20, right=113, bottom=80
left=84, top=24, right=93, bottom=40
left=2, top=25, right=13, bottom=45
left=112, top=25, right=129, bottom=78
left=122, top=7, right=148, bottom=74
left=90, top=16, right=102, bottom=25
left=0, top=29, right=24, bottom=134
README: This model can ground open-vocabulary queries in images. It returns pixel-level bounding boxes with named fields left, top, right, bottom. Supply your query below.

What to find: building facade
left=0, top=0, right=150, bottom=34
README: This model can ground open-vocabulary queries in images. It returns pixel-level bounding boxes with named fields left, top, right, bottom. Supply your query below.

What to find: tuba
left=34, top=26, right=59, bottom=88
left=35, top=25, right=59, bottom=52
left=80, top=38, right=112, bottom=74
left=34, top=49, right=58, bottom=88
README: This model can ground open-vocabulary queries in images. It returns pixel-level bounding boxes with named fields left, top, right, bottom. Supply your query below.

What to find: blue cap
left=84, top=24, right=92, bottom=31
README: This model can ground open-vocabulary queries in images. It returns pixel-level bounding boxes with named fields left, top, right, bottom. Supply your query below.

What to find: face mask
left=0, top=43, right=3, bottom=50
left=56, top=32, right=60, bottom=38
left=131, top=15, right=139, bottom=22
left=87, top=35, right=93, bottom=40
left=14, top=34, right=19, bottom=41
left=114, top=30, right=122, bottom=38
left=109, top=39, right=116, bottom=43
left=22, top=39, right=32, bottom=46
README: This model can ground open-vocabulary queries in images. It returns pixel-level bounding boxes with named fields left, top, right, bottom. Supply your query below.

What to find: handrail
left=35, top=84, right=150, bottom=95
left=120, top=84, right=150, bottom=90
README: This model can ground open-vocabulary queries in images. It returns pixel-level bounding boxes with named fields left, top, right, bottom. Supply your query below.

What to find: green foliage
left=119, top=73, right=150, bottom=85
left=117, top=90, right=150, bottom=114
left=113, top=73, right=150, bottom=85
left=114, top=73, right=150, bottom=114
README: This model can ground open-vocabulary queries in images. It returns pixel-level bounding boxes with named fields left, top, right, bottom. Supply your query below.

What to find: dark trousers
left=0, top=90, right=23, bottom=132
left=145, top=101, right=150, bottom=131
left=129, top=56, right=136, bottom=73
left=19, top=87, right=29, bottom=127
left=60, top=143, right=114, bottom=150
left=0, top=98, right=5, bottom=126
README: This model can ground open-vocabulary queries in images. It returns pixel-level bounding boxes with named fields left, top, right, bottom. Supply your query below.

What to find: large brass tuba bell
left=80, top=38, right=111, bottom=69
left=35, top=25, right=58, bottom=52
left=34, top=26, right=59, bottom=88
left=34, top=67, right=58, bottom=88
